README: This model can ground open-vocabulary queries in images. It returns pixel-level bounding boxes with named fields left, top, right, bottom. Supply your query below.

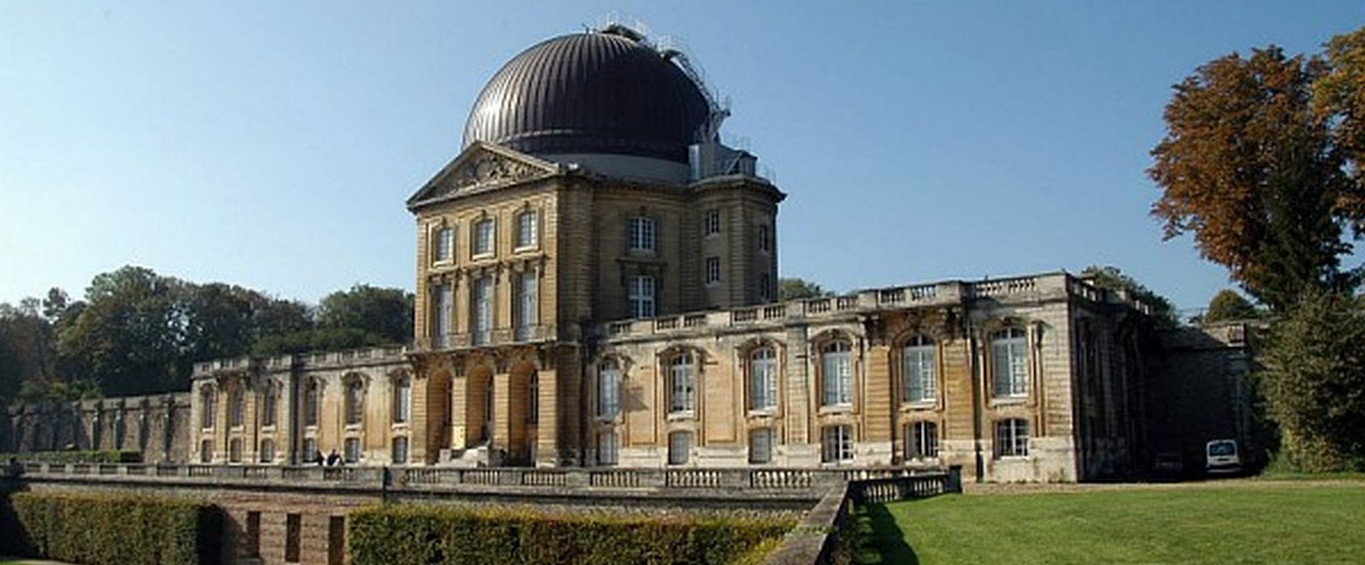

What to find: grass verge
left=859, top=483, right=1365, bottom=564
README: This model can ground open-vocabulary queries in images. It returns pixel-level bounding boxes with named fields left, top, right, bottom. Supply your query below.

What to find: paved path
left=962, top=478, right=1365, bottom=495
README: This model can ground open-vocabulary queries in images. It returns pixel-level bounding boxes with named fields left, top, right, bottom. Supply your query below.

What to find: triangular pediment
left=406, top=141, right=560, bottom=210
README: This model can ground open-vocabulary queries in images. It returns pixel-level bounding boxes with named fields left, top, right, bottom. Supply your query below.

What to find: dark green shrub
left=0, top=450, right=142, bottom=464
left=0, top=491, right=218, bottom=565
left=349, top=505, right=793, bottom=565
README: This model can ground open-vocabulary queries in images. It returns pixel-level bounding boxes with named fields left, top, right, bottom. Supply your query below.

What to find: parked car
left=1205, top=439, right=1242, bottom=474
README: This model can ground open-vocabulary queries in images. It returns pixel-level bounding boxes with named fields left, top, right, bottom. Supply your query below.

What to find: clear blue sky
left=2, top=1, right=1361, bottom=315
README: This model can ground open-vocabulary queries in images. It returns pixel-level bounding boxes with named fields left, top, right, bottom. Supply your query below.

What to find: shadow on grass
left=861, top=503, right=919, bottom=565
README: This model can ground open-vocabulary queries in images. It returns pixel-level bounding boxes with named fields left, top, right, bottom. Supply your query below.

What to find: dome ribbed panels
left=462, top=32, right=710, bottom=164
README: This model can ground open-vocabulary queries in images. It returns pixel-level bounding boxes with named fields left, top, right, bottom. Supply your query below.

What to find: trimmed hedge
left=349, top=505, right=793, bottom=565
left=0, top=491, right=219, bottom=565
left=0, top=450, right=142, bottom=464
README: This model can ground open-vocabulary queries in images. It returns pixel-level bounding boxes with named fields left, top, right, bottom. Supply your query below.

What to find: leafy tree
left=1149, top=44, right=1361, bottom=310
left=1260, top=291, right=1365, bottom=471
left=57, top=266, right=185, bottom=395
left=777, top=278, right=831, bottom=301
left=1203, top=289, right=1262, bottom=324
left=1079, top=266, right=1179, bottom=327
left=1316, top=26, right=1365, bottom=206
left=317, top=284, right=414, bottom=344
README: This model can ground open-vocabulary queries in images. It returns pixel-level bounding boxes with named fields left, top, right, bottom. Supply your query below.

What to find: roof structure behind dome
left=462, top=30, right=711, bottom=164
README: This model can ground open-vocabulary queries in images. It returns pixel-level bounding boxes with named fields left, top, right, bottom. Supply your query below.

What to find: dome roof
left=462, top=30, right=711, bottom=164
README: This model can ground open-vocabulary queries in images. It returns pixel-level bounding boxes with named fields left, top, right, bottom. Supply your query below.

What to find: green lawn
left=856, top=484, right=1365, bottom=564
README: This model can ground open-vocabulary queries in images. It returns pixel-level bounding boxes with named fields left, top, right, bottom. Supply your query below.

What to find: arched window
left=598, top=361, right=621, bottom=418
left=820, top=341, right=853, bottom=408
left=200, top=387, right=217, bottom=430
left=902, top=335, right=937, bottom=403
left=991, top=327, right=1029, bottom=398
left=262, top=381, right=278, bottom=427
left=345, top=378, right=365, bottom=426
left=393, top=376, right=411, bottom=424
left=749, top=347, right=778, bottom=412
left=259, top=439, right=276, bottom=463
left=668, top=353, right=695, bottom=415
left=668, top=431, right=692, bottom=465
left=304, top=380, right=319, bottom=427
left=228, top=387, right=245, bottom=428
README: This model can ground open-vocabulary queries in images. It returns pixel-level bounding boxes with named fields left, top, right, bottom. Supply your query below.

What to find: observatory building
left=54, top=24, right=1233, bottom=483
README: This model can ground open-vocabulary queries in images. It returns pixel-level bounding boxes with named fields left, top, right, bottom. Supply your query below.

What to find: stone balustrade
left=11, top=462, right=946, bottom=497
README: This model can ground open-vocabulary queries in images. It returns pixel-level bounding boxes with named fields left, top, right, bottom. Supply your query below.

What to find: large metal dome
left=462, top=29, right=711, bottom=164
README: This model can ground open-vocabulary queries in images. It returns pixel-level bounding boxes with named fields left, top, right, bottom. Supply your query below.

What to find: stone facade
left=7, top=393, right=190, bottom=462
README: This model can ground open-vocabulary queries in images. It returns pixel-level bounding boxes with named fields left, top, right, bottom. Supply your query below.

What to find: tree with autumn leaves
left=1150, top=27, right=1365, bottom=470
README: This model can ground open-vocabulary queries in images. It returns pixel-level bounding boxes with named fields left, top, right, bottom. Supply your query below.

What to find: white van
left=1206, top=439, right=1241, bottom=473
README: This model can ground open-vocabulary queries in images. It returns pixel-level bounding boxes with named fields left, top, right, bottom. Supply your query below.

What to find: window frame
left=906, top=421, right=939, bottom=461
left=392, top=436, right=409, bottom=464
left=472, top=217, right=495, bottom=258
left=393, top=376, right=411, bottom=424
left=200, top=387, right=217, bottom=430
left=598, top=361, right=621, bottom=419
left=995, top=418, right=1030, bottom=458
left=628, top=275, right=656, bottom=318
left=820, top=341, right=853, bottom=409
left=749, top=427, right=775, bottom=464
left=344, top=378, right=365, bottom=426
left=228, top=386, right=245, bottom=429
left=705, top=256, right=721, bottom=286
left=259, top=438, right=276, bottom=463
left=902, top=335, right=937, bottom=404
left=668, top=430, right=692, bottom=465
left=991, top=327, right=1030, bottom=399
left=344, top=437, right=361, bottom=464
left=262, top=380, right=278, bottom=428
left=668, top=353, right=696, bottom=416
left=514, top=270, right=538, bottom=341
left=749, top=347, right=778, bottom=412
left=432, top=225, right=455, bottom=264
left=821, top=425, right=854, bottom=464
left=304, top=380, right=319, bottom=427
left=515, top=210, right=538, bottom=250
left=472, top=276, right=494, bottom=345
left=628, top=216, right=656, bottom=253
left=704, top=210, right=721, bottom=236
left=598, top=430, right=619, bottom=466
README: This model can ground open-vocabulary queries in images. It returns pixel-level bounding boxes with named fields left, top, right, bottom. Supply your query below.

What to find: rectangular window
left=431, top=283, right=452, bottom=348
left=259, top=439, right=276, bottom=463
left=749, top=428, right=774, bottom=464
left=758, top=225, right=771, bottom=253
left=821, top=343, right=852, bottom=408
left=669, top=355, right=695, bottom=414
left=433, top=226, right=454, bottom=263
left=345, top=381, right=364, bottom=426
left=598, top=430, right=618, bottom=466
left=903, top=337, right=937, bottom=403
left=473, top=218, right=494, bottom=257
left=472, top=276, right=493, bottom=345
left=704, top=210, right=720, bottom=236
left=759, top=273, right=772, bottom=302
left=199, top=439, right=213, bottom=464
left=705, top=256, right=721, bottom=285
left=598, top=363, right=621, bottom=418
left=821, top=425, right=854, bottom=463
left=628, top=217, right=655, bottom=252
left=262, top=383, right=278, bottom=427
left=394, top=378, right=411, bottom=424
left=228, top=388, right=244, bottom=428
left=907, top=421, right=939, bottom=460
left=516, top=211, right=538, bottom=248
left=668, top=431, right=691, bottom=465
left=200, top=388, right=216, bottom=430
left=344, top=437, right=361, bottom=463
left=995, top=418, right=1030, bottom=458
left=285, top=513, right=302, bottom=564
left=392, top=437, right=409, bottom=464
left=992, top=328, right=1029, bottom=398
left=304, top=382, right=319, bottom=427
left=750, top=348, right=778, bottom=411
left=629, top=275, right=656, bottom=318
left=515, top=270, right=538, bottom=341
left=228, top=438, right=243, bottom=463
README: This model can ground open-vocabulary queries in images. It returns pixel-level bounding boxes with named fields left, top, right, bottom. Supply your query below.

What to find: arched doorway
left=426, top=369, right=452, bottom=464
left=509, top=362, right=539, bottom=466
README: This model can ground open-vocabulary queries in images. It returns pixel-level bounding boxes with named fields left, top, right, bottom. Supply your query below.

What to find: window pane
left=749, top=428, right=773, bottom=464
left=670, top=356, right=694, bottom=413
left=473, top=277, right=493, bottom=345
left=750, top=349, right=777, bottom=411
left=822, top=346, right=851, bottom=407
left=517, top=212, right=537, bottom=248
left=598, top=431, right=618, bottom=465
left=668, top=431, right=691, bottom=464
left=598, top=363, right=620, bottom=417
